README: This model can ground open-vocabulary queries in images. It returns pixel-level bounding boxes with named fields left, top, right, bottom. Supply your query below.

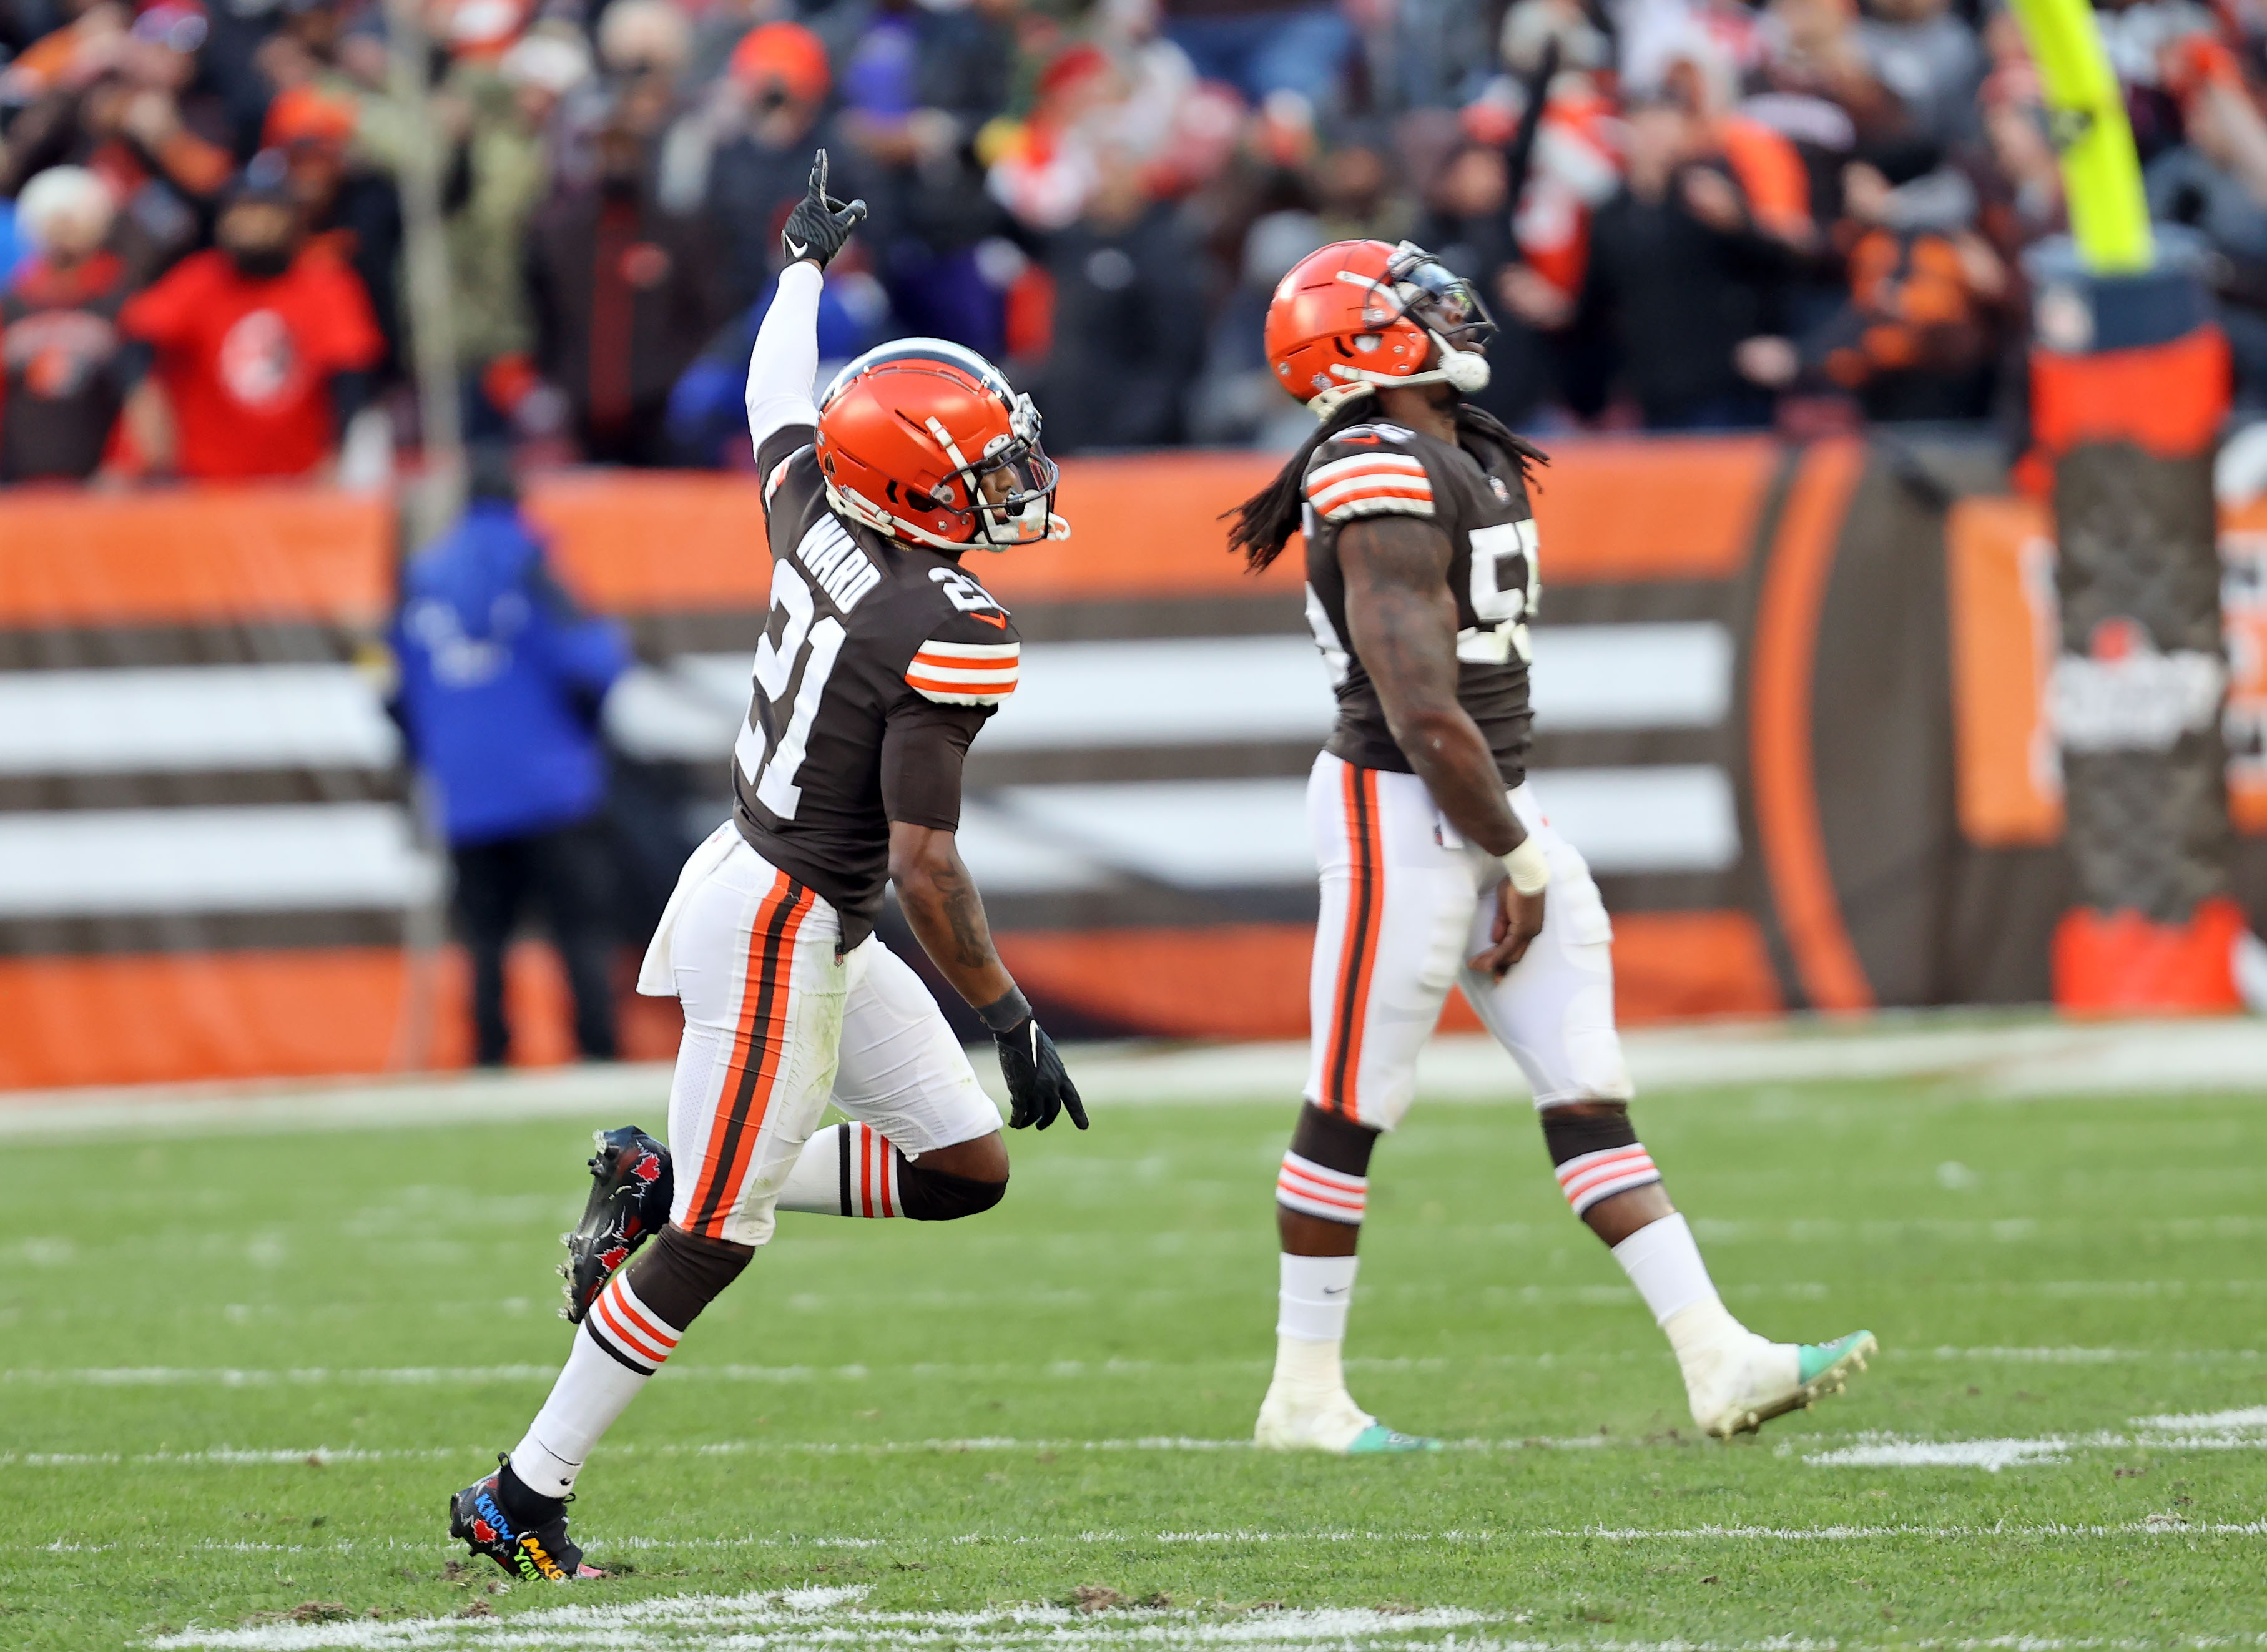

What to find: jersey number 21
left=736, top=563, right=843, bottom=820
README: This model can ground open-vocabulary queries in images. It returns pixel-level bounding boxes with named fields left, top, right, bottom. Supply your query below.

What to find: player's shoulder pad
left=1304, top=421, right=1435, bottom=524
left=904, top=569, right=1020, bottom=706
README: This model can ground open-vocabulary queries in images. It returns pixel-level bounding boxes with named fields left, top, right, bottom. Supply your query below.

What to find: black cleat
left=448, top=1457, right=605, bottom=1581
left=560, top=1126, right=672, bottom=1324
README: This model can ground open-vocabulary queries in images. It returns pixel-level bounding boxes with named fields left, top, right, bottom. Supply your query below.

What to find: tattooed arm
left=1340, top=513, right=1545, bottom=978
left=887, top=823, right=1016, bottom=1009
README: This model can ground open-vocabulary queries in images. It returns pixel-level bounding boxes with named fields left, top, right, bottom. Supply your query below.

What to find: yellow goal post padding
left=2008, top=0, right=2156, bottom=273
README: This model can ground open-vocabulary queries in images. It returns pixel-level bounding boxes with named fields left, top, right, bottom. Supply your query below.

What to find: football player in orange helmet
left=451, top=155, right=1089, bottom=1583
left=1229, top=241, right=1875, bottom=1454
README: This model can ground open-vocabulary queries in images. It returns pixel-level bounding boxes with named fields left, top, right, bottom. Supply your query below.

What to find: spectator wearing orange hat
left=265, top=80, right=405, bottom=376
left=703, top=22, right=848, bottom=312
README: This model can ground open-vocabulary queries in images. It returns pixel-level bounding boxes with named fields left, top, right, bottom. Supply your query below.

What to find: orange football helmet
left=815, top=339, right=1067, bottom=550
left=1265, top=239, right=1498, bottom=418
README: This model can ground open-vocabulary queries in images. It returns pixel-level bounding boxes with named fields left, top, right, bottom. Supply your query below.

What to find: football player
left=448, top=156, right=1088, bottom=1580
left=1229, top=240, right=1875, bottom=1454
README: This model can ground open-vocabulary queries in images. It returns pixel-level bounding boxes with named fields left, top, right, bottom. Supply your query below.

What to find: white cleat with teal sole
left=1254, top=1387, right=1442, bottom=1455
left=1688, top=1329, right=1878, bottom=1439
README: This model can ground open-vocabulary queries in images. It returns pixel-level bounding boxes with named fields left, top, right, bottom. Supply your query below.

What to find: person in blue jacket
left=391, top=448, right=632, bottom=1066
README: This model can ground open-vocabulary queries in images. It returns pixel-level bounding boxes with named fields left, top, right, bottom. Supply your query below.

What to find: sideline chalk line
left=11, top=1012, right=2267, bottom=1141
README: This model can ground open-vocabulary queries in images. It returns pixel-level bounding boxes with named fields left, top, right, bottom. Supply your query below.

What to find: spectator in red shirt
left=119, top=160, right=383, bottom=481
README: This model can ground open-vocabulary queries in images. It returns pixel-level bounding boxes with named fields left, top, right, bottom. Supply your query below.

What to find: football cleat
left=448, top=1457, right=604, bottom=1582
left=560, top=1126, right=672, bottom=1324
left=1344, top=1423, right=1445, bottom=1454
left=1690, top=1329, right=1878, bottom=1438
left=1254, top=1387, right=1442, bottom=1455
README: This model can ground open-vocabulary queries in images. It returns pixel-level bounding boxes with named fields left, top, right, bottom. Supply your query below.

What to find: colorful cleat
left=448, top=1457, right=604, bottom=1582
left=560, top=1126, right=673, bottom=1324
left=1255, top=1387, right=1440, bottom=1455
left=1698, top=1329, right=1879, bottom=1438
left=1796, top=1330, right=1878, bottom=1396
left=1344, top=1423, right=1444, bottom=1454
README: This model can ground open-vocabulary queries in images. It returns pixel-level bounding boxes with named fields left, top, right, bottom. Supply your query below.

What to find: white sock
left=509, top=1324, right=651, bottom=1498
left=777, top=1123, right=903, bottom=1217
left=1611, top=1212, right=1756, bottom=1372
left=510, top=1272, right=687, bottom=1498
left=1276, top=1251, right=1359, bottom=1342
left=1271, top=1253, right=1357, bottom=1401
left=775, top=1119, right=907, bottom=1214
left=1610, top=1212, right=1716, bottom=1325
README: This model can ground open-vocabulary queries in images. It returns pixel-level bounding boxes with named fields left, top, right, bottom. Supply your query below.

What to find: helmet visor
left=1391, top=252, right=1498, bottom=353
left=963, top=438, right=1060, bottom=546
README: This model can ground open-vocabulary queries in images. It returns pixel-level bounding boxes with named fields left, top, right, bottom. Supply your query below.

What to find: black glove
left=781, top=150, right=867, bottom=272
left=994, top=1013, right=1088, bottom=1132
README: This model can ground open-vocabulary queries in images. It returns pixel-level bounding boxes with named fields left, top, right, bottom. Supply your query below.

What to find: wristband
left=1501, top=834, right=1550, bottom=895
left=974, top=985, right=1033, bottom=1033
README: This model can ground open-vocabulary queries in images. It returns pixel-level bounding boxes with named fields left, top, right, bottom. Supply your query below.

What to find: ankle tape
left=1540, top=1106, right=1660, bottom=1216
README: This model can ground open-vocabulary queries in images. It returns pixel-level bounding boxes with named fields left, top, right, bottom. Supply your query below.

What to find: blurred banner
left=5, top=440, right=2265, bottom=1089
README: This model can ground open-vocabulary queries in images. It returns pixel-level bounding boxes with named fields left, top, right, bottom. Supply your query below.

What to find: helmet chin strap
left=1312, top=335, right=1492, bottom=418
left=825, top=478, right=1067, bottom=551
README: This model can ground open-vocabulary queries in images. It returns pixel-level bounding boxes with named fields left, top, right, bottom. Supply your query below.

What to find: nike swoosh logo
left=1321, top=1286, right=1349, bottom=1296
left=970, top=609, right=1007, bottom=630
left=787, top=238, right=810, bottom=260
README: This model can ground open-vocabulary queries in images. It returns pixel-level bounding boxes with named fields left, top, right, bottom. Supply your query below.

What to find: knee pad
left=897, top=1161, right=1006, bottom=1221
left=1538, top=1102, right=1661, bottom=1216
left=622, top=1222, right=751, bottom=1330
left=1279, top=1100, right=1380, bottom=1226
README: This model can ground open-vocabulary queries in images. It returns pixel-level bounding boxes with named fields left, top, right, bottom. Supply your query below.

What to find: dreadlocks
left=1225, top=396, right=1550, bottom=574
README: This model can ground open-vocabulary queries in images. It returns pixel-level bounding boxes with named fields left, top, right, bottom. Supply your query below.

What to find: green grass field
left=4, top=1069, right=2265, bottom=1650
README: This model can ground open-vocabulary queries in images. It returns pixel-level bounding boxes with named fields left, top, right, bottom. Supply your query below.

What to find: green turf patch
left=2, top=1080, right=2263, bottom=1649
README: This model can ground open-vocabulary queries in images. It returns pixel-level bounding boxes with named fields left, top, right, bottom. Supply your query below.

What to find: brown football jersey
left=738, top=423, right=1021, bottom=950
left=1301, top=418, right=1538, bottom=785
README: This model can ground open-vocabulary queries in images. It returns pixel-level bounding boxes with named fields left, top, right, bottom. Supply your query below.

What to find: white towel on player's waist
left=637, top=820, right=741, bottom=996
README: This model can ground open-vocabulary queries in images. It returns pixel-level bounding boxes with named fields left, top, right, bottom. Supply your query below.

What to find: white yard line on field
left=26, top=1520, right=2267, bottom=1562
left=145, top=1588, right=1500, bottom=1652
left=1795, top=1406, right=2267, bottom=1469
left=133, top=1579, right=2267, bottom=1652
left=11, top=1408, right=2267, bottom=1475
left=13, top=1014, right=2267, bottom=1141
left=2, top=1345, right=2259, bottom=1394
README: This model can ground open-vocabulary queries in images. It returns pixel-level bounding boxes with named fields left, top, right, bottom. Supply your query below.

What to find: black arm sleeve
left=879, top=699, right=989, bottom=832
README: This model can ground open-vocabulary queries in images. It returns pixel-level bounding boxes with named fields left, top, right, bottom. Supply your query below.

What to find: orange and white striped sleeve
left=1304, top=445, right=1435, bottom=524
left=905, top=636, right=1020, bottom=707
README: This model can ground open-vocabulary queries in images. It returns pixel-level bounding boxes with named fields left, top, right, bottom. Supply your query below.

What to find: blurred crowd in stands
left=9, top=0, right=2267, bottom=481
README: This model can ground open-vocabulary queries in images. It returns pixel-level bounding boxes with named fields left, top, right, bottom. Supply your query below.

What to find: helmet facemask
left=1390, top=247, right=1498, bottom=372
left=1315, top=242, right=1498, bottom=414
left=915, top=393, right=1066, bottom=548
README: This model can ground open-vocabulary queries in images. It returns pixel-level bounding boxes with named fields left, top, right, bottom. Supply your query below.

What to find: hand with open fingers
left=1468, top=878, right=1546, bottom=981
left=995, top=1015, right=1088, bottom=1131
left=781, top=149, right=867, bottom=270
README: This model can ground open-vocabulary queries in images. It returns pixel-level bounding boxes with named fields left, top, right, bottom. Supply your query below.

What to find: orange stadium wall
left=4, top=441, right=2265, bottom=1089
